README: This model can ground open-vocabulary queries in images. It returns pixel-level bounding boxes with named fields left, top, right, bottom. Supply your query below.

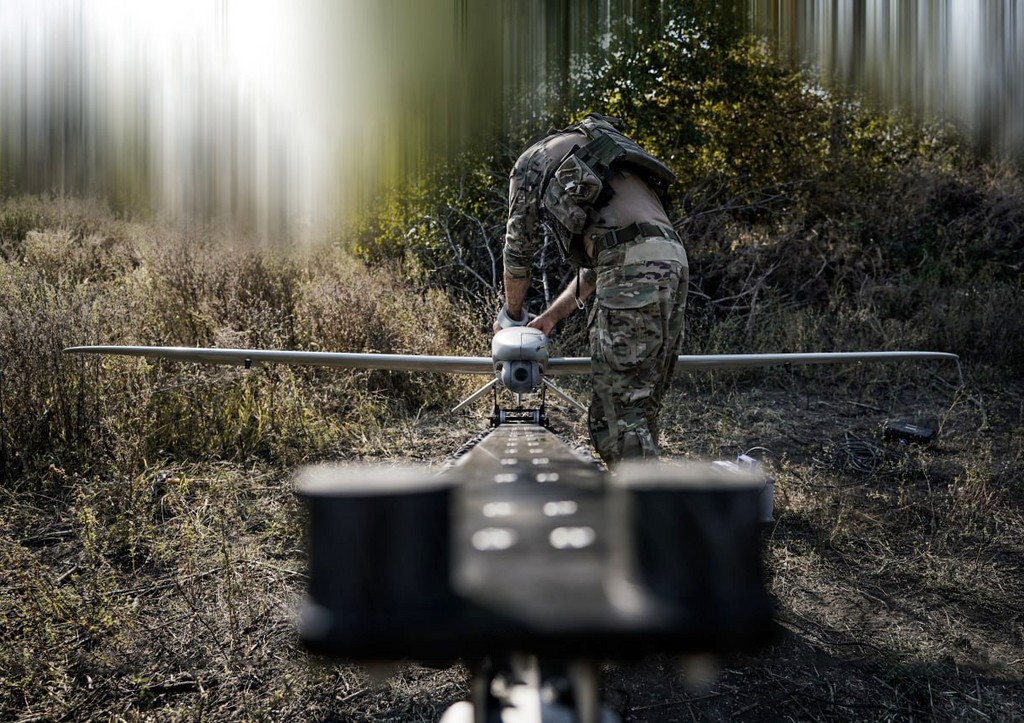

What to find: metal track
left=298, top=421, right=774, bottom=663
left=448, top=424, right=613, bottom=633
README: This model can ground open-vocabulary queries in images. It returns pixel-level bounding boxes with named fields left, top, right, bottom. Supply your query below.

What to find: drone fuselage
left=491, top=326, right=549, bottom=393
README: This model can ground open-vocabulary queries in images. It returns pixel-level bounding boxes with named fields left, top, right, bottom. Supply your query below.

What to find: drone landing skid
left=492, top=385, right=546, bottom=427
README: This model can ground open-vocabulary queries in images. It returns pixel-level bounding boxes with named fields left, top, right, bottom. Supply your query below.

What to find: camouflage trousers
left=587, top=236, right=688, bottom=465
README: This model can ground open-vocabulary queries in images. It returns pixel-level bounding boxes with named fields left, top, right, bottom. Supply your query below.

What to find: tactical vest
left=540, top=114, right=677, bottom=267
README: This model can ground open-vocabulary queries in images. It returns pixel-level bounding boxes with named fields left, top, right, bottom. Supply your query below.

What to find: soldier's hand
left=493, top=304, right=528, bottom=333
left=528, top=314, right=555, bottom=336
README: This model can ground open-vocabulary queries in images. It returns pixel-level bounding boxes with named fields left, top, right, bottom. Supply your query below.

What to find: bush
left=0, top=197, right=486, bottom=486
left=341, top=5, right=1024, bottom=372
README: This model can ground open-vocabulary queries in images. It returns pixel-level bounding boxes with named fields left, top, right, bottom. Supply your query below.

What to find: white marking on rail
left=549, top=526, right=596, bottom=550
left=472, top=527, right=517, bottom=551
left=483, top=502, right=517, bottom=518
left=543, top=500, right=578, bottom=517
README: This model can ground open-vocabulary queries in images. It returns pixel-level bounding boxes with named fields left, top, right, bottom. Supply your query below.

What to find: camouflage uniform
left=503, top=119, right=688, bottom=464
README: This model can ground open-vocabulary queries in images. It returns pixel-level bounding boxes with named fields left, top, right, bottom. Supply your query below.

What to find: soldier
left=494, top=113, right=688, bottom=465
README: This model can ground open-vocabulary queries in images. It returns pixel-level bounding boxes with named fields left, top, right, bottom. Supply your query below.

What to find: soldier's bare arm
left=503, top=272, right=531, bottom=320
left=529, top=268, right=596, bottom=335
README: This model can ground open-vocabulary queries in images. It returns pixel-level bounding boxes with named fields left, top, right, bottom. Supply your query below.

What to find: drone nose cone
left=491, top=326, right=549, bottom=366
left=491, top=327, right=548, bottom=394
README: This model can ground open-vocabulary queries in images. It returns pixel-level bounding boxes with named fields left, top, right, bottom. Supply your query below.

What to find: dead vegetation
left=1, top=193, right=1022, bottom=721
left=604, top=370, right=1024, bottom=721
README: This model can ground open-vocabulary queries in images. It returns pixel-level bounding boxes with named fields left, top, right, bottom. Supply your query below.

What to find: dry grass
left=0, top=198, right=487, bottom=480
left=0, top=198, right=488, bottom=720
left=605, top=369, right=1024, bottom=721
left=2, top=195, right=1023, bottom=721
left=0, top=459, right=470, bottom=721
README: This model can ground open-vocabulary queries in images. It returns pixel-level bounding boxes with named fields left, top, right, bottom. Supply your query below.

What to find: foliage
left=347, top=150, right=520, bottom=314
left=0, top=202, right=486, bottom=485
left=0, top=201, right=486, bottom=718
left=578, top=9, right=825, bottom=194
left=344, top=1, right=1023, bottom=370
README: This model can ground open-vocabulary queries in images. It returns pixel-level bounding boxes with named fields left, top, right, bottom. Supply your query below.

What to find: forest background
left=1, top=1, right=1022, bottom=720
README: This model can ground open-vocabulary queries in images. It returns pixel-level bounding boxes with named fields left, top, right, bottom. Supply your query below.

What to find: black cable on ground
left=815, top=431, right=910, bottom=476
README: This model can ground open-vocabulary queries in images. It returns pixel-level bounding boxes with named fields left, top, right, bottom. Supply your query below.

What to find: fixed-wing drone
left=66, top=332, right=958, bottom=723
left=67, top=326, right=958, bottom=417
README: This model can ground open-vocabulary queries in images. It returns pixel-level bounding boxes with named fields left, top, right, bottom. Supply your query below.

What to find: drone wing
left=65, top=346, right=958, bottom=376
left=546, top=350, right=960, bottom=376
left=63, top=346, right=495, bottom=375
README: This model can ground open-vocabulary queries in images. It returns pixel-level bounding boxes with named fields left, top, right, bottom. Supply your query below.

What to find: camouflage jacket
left=503, top=128, right=676, bottom=281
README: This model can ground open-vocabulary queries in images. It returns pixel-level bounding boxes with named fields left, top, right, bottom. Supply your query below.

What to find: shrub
left=0, top=198, right=486, bottom=486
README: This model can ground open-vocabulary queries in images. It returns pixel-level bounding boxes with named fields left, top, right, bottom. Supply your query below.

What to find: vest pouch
left=542, top=153, right=603, bottom=235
